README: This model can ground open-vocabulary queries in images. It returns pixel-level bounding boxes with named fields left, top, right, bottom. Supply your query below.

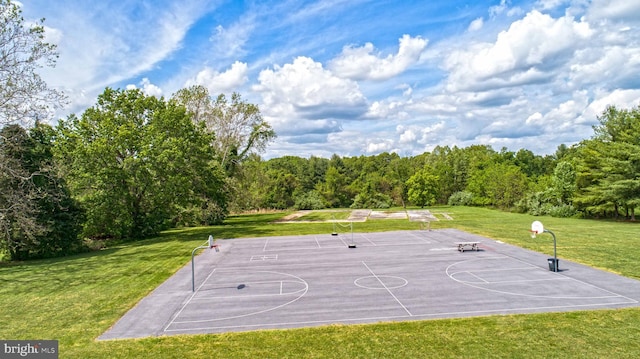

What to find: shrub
left=448, top=191, right=474, bottom=206
left=350, top=193, right=392, bottom=209
left=548, top=204, right=578, bottom=218
left=294, top=191, right=326, bottom=210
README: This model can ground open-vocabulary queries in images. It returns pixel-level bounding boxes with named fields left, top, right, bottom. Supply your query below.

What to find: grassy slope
left=1, top=207, right=639, bottom=358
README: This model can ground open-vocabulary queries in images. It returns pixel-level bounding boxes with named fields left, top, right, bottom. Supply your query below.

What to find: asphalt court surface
left=99, top=229, right=640, bottom=339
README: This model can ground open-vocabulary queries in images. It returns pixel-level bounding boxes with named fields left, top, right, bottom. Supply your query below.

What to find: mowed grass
left=1, top=207, right=640, bottom=358
left=291, top=209, right=352, bottom=222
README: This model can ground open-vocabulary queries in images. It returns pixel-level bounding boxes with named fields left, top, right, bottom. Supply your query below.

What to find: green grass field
left=2, top=206, right=640, bottom=358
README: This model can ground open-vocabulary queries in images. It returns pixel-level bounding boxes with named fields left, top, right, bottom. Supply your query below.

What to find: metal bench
left=456, top=242, right=480, bottom=252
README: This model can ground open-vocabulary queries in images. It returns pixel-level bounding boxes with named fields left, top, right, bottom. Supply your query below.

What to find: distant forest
left=231, top=105, right=639, bottom=223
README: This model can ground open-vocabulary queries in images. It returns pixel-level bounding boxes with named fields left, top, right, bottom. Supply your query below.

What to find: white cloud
left=41, top=25, right=63, bottom=45
left=185, top=61, right=249, bottom=95
left=27, top=0, right=215, bottom=116
left=140, top=78, right=163, bottom=97
left=468, top=17, right=484, bottom=32
left=584, top=89, right=640, bottom=120
left=329, top=35, right=427, bottom=80
left=255, top=56, right=366, bottom=119
left=253, top=56, right=370, bottom=144
left=535, top=0, right=569, bottom=11
left=125, top=78, right=163, bottom=97
left=586, top=0, right=640, bottom=22
left=418, top=122, right=447, bottom=145
left=366, top=139, right=394, bottom=154
left=367, top=99, right=411, bottom=120
left=525, top=112, right=544, bottom=126
left=490, top=0, right=523, bottom=18
left=210, top=15, right=255, bottom=59
left=444, top=10, right=592, bottom=92
left=397, top=125, right=417, bottom=144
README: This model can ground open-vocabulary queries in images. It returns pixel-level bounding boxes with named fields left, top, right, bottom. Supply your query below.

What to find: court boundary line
left=447, top=255, right=639, bottom=301
left=163, top=230, right=639, bottom=335
left=162, top=299, right=638, bottom=333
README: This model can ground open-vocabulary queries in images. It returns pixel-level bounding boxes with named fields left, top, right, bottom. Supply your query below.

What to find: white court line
left=167, top=270, right=309, bottom=327
left=250, top=254, right=278, bottom=261
left=336, top=234, right=349, bottom=247
left=164, top=266, right=220, bottom=332
left=259, top=237, right=441, bottom=253
left=215, top=253, right=472, bottom=273
left=484, top=277, right=572, bottom=284
left=505, top=255, right=640, bottom=303
left=464, top=271, right=489, bottom=283
left=189, top=280, right=306, bottom=300
left=164, top=246, right=639, bottom=334
left=446, top=256, right=639, bottom=301
left=407, top=230, right=432, bottom=243
left=163, top=299, right=638, bottom=333
left=362, top=261, right=412, bottom=316
left=360, top=233, right=377, bottom=246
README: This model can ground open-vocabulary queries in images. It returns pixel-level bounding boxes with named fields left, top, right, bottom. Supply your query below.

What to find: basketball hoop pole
left=191, top=235, right=215, bottom=292
left=531, top=221, right=558, bottom=272
left=546, top=228, right=558, bottom=272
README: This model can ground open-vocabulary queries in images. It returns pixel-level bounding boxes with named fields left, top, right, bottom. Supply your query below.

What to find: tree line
left=236, top=104, right=638, bottom=223
left=1, top=0, right=638, bottom=261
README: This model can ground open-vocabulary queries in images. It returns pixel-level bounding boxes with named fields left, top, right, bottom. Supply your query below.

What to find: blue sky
left=21, top=0, right=640, bottom=158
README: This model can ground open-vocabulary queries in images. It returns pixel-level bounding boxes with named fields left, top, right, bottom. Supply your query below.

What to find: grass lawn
left=290, top=209, right=352, bottom=222
left=1, top=206, right=640, bottom=358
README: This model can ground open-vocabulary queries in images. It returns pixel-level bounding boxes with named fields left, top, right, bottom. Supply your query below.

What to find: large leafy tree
left=0, top=125, right=42, bottom=258
left=574, top=105, right=640, bottom=219
left=0, top=124, right=83, bottom=260
left=406, top=166, right=439, bottom=208
left=426, top=146, right=469, bottom=204
left=55, top=88, right=226, bottom=240
left=173, top=85, right=276, bottom=173
left=467, top=162, right=528, bottom=208
left=1, top=0, right=68, bottom=259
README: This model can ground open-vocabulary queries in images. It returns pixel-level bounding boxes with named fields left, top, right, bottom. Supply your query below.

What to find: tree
left=552, top=161, right=577, bottom=204
left=574, top=105, right=640, bottom=219
left=426, top=146, right=469, bottom=204
left=55, top=88, right=226, bottom=240
left=0, top=0, right=65, bottom=126
left=0, top=124, right=42, bottom=258
left=225, top=154, right=269, bottom=212
left=406, top=166, right=439, bottom=208
left=467, top=162, right=528, bottom=208
left=0, top=124, right=83, bottom=260
left=173, top=86, right=276, bottom=173
left=317, top=164, right=351, bottom=208
left=1, top=1, right=68, bottom=259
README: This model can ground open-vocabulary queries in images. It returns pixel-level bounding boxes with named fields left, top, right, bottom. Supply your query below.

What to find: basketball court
left=99, top=229, right=640, bottom=339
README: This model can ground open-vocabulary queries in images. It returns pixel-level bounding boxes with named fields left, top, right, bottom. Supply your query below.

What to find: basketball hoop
left=192, top=234, right=219, bottom=292
left=208, top=235, right=220, bottom=252
left=530, top=221, right=544, bottom=238
left=529, top=221, right=559, bottom=272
